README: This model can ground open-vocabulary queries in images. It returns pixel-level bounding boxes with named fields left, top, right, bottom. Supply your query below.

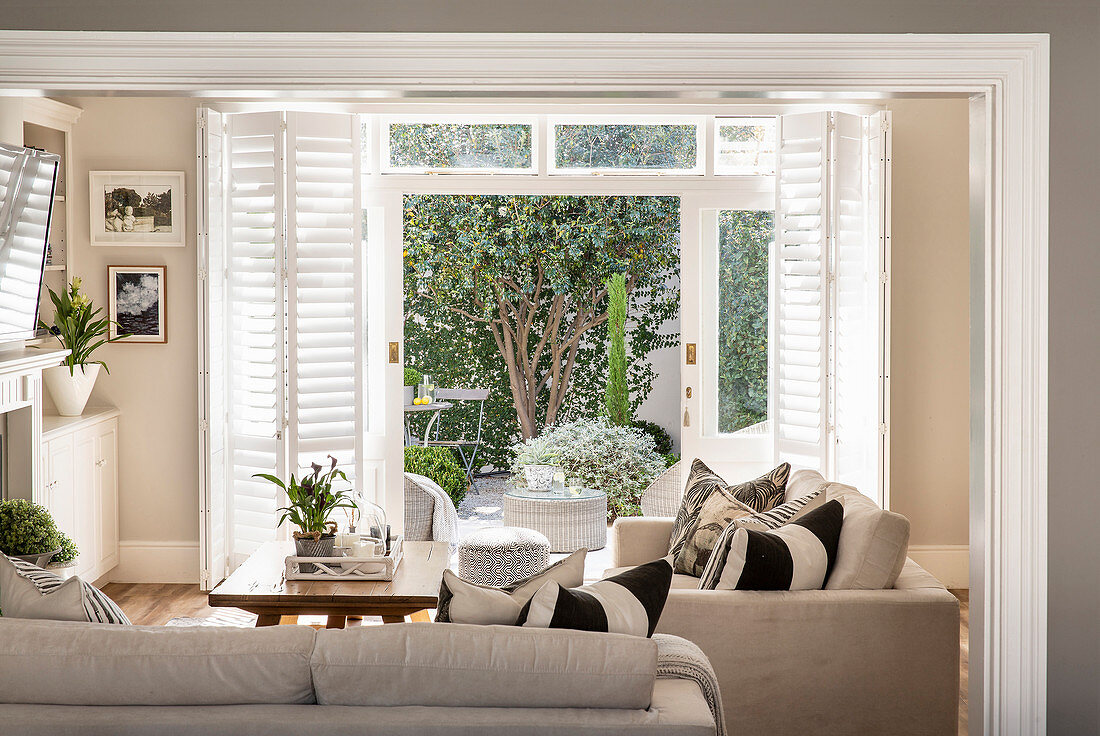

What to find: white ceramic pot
left=44, top=363, right=100, bottom=417
left=523, top=464, right=560, bottom=492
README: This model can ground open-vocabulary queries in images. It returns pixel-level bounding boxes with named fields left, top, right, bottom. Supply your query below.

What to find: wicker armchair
left=403, top=472, right=459, bottom=545
left=639, top=461, right=682, bottom=517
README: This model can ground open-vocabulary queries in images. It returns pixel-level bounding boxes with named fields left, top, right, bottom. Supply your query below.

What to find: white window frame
left=380, top=114, right=539, bottom=175
left=547, top=114, right=707, bottom=176
left=713, top=115, right=778, bottom=177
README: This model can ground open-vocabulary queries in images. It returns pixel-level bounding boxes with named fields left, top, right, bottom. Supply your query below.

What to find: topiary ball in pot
left=404, top=446, right=469, bottom=508
left=0, top=499, right=75, bottom=568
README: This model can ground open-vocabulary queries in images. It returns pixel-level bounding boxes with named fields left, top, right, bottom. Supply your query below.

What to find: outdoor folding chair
left=425, top=388, right=490, bottom=481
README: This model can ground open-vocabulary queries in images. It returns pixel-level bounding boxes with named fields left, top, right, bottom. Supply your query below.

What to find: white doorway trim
left=0, top=31, right=1048, bottom=735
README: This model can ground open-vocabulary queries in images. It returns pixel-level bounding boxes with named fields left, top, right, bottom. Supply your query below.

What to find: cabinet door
left=94, top=420, right=119, bottom=571
left=72, top=428, right=98, bottom=578
left=44, top=435, right=76, bottom=548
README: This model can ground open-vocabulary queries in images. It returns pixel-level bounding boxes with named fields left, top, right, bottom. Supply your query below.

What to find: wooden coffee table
left=209, top=540, right=450, bottom=628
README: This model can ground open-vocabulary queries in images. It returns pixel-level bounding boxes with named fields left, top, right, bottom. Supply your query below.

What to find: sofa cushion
left=311, top=622, right=657, bottom=710
left=435, top=548, right=585, bottom=624
left=0, top=553, right=130, bottom=625
left=701, top=500, right=844, bottom=591
left=668, top=459, right=790, bottom=564
left=519, top=557, right=674, bottom=637
left=0, top=617, right=316, bottom=706
left=672, top=488, right=756, bottom=576
left=825, top=493, right=911, bottom=590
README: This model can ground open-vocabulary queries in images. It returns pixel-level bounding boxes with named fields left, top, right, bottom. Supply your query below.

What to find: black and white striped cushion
left=517, top=557, right=673, bottom=637
left=2, top=554, right=130, bottom=624
left=697, top=490, right=824, bottom=588
left=699, top=500, right=843, bottom=591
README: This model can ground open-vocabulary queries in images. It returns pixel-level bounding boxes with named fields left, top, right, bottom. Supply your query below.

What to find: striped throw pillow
left=518, top=557, right=674, bottom=638
left=1, top=554, right=130, bottom=624
left=699, top=500, right=843, bottom=591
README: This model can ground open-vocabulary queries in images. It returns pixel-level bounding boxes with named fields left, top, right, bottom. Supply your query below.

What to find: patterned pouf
left=458, top=526, right=551, bottom=586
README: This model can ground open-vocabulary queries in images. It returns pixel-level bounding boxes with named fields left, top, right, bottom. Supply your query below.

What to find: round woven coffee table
left=502, top=486, right=607, bottom=553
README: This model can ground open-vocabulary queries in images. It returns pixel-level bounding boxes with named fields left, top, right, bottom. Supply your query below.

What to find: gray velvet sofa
left=610, top=470, right=961, bottom=736
left=0, top=618, right=716, bottom=736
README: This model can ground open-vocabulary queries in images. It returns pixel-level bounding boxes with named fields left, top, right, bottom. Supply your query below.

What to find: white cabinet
left=41, top=407, right=119, bottom=582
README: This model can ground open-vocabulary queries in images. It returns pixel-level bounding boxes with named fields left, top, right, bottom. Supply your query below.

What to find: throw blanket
left=655, top=634, right=726, bottom=736
left=417, top=474, right=460, bottom=551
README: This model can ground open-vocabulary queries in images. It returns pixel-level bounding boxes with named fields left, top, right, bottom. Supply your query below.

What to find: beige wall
left=887, top=99, right=971, bottom=557
left=63, top=97, right=202, bottom=581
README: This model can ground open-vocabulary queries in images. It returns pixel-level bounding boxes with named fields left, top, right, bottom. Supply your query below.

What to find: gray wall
left=5, top=2, right=1097, bottom=731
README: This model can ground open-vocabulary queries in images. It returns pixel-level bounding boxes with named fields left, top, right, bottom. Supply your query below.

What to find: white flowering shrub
left=510, top=418, right=665, bottom=518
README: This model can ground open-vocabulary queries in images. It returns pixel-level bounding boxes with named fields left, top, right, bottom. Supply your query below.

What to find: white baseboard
left=112, top=541, right=200, bottom=584
left=907, top=544, right=969, bottom=589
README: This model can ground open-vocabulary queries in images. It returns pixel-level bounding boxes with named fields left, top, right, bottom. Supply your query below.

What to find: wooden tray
left=284, top=535, right=403, bottom=581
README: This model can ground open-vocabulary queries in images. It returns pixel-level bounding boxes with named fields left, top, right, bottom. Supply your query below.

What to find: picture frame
left=108, top=265, right=167, bottom=343
left=90, top=171, right=185, bottom=247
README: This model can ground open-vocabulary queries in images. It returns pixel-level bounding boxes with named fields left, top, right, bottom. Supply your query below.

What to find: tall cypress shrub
left=604, top=272, right=630, bottom=426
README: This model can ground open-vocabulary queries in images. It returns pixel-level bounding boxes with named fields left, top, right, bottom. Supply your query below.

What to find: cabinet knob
left=95, top=459, right=107, bottom=467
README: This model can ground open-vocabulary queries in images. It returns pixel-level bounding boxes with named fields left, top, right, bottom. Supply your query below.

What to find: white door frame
left=0, top=31, right=1048, bottom=735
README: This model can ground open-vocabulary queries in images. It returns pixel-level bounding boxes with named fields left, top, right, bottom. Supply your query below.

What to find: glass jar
left=418, top=374, right=436, bottom=403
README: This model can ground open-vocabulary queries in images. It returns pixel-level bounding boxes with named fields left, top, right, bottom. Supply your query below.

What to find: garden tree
left=604, top=272, right=630, bottom=426
left=717, top=210, right=772, bottom=432
left=389, top=123, right=531, bottom=169
left=554, top=124, right=697, bottom=169
left=403, top=194, right=679, bottom=450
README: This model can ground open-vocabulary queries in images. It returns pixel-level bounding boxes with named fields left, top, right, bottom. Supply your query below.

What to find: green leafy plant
left=604, top=272, right=630, bottom=426
left=39, top=277, right=128, bottom=375
left=254, top=456, right=357, bottom=538
left=633, top=419, right=674, bottom=455
left=511, top=432, right=561, bottom=467
left=404, top=367, right=423, bottom=387
left=404, top=446, right=469, bottom=508
left=662, top=452, right=681, bottom=469
left=509, top=418, right=665, bottom=519
left=0, top=499, right=77, bottom=560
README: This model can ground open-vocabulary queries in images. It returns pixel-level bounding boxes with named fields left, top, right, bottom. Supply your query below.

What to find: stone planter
left=47, top=560, right=78, bottom=580
left=294, top=534, right=336, bottom=574
left=14, top=547, right=60, bottom=568
left=44, top=363, right=100, bottom=417
left=522, top=464, right=560, bottom=492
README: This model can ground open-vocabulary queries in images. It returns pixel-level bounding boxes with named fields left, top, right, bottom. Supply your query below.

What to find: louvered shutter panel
left=773, top=112, right=830, bottom=472
left=225, top=111, right=286, bottom=566
left=285, top=112, right=363, bottom=489
left=831, top=111, right=890, bottom=502
left=197, top=108, right=229, bottom=587
left=0, top=144, right=57, bottom=336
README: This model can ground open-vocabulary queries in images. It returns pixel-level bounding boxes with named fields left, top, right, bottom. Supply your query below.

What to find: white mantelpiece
left=0, top=345, right=68, bottom=503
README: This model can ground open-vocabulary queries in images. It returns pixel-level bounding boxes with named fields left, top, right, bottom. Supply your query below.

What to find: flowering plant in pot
left=39, top=277, right=128, bottom=416
left=0, top=499, right=79, bottom=569
left=255, top=456, right=357, bottom=572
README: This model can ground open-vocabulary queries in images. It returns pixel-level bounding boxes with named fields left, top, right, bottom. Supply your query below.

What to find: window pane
left=388, top=123, right=532, bottom=170
left=718, top=210, right=772, bottom=434
left=715, top=118, right=776, bottom=175
left=554, top=123, right=698, bottom=170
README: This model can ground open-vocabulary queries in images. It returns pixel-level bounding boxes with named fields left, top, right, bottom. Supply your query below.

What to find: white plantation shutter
left=225, top=111, right=287, bottom=566
left=285, top=112, right=364, bottom=489
left=831, top=111, right=890, bottom=503
left=0, top=144, right=57, bottom=335
left=197, top=109, right=229, bottom=589
left=773, top=111, right=891, bottom=503
left=773, top=112, right=830, bottom=472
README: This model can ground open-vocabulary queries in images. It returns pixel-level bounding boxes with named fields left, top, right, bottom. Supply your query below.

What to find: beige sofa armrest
left=611, top=517, right=675, bottom=567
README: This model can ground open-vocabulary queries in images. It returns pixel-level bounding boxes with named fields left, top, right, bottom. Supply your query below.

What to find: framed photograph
left=108, top=266, right=167, bottom=343
left=90, top=171, right=185, bottom=247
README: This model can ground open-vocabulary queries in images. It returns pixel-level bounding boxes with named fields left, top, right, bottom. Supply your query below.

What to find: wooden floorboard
left=103, top=582, right=972, bottom=734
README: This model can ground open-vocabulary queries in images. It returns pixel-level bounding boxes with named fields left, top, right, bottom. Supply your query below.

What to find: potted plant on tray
left=254, top=456, right=357, bottom=573
left=0, top=499, right=79, bottom=570
left=39, top=277, right=128, bottom=417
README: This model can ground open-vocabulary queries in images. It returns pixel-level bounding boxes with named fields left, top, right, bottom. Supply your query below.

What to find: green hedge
left=404, top=446, right=469, bottom=508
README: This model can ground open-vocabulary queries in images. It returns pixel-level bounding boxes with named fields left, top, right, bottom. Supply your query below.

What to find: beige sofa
left=610, top=470, right=960, bottom=736
left=0, top=618, right=716, bottom=736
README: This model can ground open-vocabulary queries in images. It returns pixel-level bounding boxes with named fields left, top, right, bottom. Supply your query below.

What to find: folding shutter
left=0, top=144, right=57, bottom=336
left=285, top=112, right=363, bottom=491
left=197, top=108, right=228, bottom=589
left=224, top=111, right=286, bottom=566
left=831, top=111, right=890, bottom=503
left=772, top=112, right=830, bottom=472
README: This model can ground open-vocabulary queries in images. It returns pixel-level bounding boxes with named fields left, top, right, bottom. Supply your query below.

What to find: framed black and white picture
left=90, top=171, right=185, bottom=247
left=108, top=266, right=167, bottom=343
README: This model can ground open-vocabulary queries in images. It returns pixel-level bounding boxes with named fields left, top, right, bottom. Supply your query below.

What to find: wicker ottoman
left=457, top=527, right=551, bottom=586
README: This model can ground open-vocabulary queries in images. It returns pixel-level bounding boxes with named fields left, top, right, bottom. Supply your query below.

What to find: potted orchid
left=254, top=456, right=357, bottom=572
left=39, top=277, right=128, bottom=416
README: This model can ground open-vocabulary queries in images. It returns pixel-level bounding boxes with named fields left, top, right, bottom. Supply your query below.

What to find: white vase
left=44, top=363, right=100, bottom=416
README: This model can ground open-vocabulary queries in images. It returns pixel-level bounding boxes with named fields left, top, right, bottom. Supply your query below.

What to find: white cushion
left=0, top=617, right=317, bottom=706
left=0, top=555, right=86, bottom=621
left=311, top=622, right=656, bottom=710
